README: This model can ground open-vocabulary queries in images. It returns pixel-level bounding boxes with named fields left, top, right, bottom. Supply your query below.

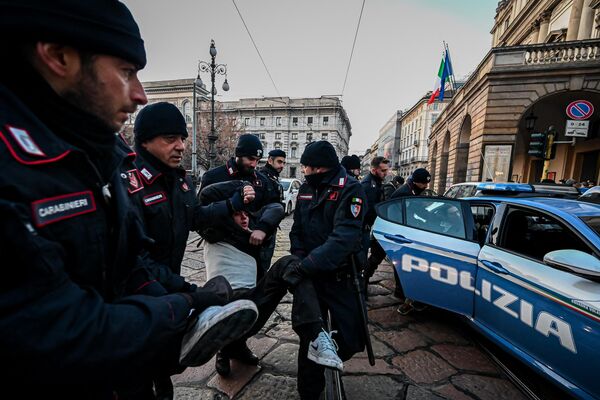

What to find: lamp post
left=191, top=76, right=203, bottom=179
left=197, top=39, right=229, bottom=170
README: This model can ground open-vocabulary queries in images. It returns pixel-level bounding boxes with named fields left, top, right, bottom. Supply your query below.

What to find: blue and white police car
left=373, top=184, right=600, bottom=399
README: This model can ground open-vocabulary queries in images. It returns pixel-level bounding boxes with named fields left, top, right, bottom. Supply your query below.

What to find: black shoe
left=215, top=351, right=231, bottom=376
left=228, top=342, right=259, bottom=365
left=154, top=375, right=174, bottom=400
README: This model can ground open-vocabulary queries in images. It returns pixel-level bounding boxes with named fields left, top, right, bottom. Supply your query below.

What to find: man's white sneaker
left=179, top=299, right=258, bottom=367
left=307, top=329, right=343, bottom=371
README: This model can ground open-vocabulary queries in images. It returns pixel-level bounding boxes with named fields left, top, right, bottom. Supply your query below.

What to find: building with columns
left=201, top=96, right=352, bottom=179
left=429, top=0, right=600, bottom=193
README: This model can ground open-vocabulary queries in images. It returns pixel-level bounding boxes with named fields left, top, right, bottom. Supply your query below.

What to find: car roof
left=280, top=178, right=300, bottom=182
left=465, top=196, right=600, bottom=216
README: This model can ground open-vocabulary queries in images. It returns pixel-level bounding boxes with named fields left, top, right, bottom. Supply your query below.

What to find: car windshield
left=581, top=216, right=600, bottom=237
left=281, top=181, right=291, bottom=190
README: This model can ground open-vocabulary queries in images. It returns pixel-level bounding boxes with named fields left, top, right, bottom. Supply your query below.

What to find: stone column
left=577, top=0, right=595, bottom=39
left=538, top=11, right=552, bottom=43
left=567, top=0, right=585, bottom=41
left=531, top=20, right=541, bottom=43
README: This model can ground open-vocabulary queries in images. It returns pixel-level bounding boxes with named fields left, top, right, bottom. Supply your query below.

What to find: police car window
left=458, top=185, right=476, bottom=198
left=500, top=208, right=591, bottom=261
left=471, top=205, right=495, bottom=244
left=405, top=198, right=466, bottom=239
left=581, top=216, right=600, bottom=238
left=445, top=186, right=460, bottom=198
left=376, top=200, right=404, bottom=224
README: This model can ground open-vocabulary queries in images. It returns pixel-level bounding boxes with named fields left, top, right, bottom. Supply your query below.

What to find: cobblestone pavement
left=175, top=216, right=525, bottom=400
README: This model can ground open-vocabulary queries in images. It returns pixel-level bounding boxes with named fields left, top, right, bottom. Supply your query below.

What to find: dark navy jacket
left=200, top=157, right=280, bottom=233
left=259, top=163, right=283, bottom=203
left=0, top=84, right=191, bottom=396
left=133, top=150, right=229, bottom=290
left=360, top=172, right=384, bottom=227
left=289, top=166, right=366, bottom=275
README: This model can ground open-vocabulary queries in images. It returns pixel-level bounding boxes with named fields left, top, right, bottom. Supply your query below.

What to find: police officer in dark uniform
left=341, top=154, right=361, bottom=179
left=131, top=102, right=256, bottom=399
left=383, top=175, right=404, bottom=200
left=0, top=2, right=257, bottom=397
left=257, top=149, right=286, bottom=272
left=289, top=141, right=367, bottom=399
left=361, top=156, right=392, bottom=295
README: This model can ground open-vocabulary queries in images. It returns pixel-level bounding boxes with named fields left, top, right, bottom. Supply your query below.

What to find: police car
left=372, top=184, right=600, bottom=399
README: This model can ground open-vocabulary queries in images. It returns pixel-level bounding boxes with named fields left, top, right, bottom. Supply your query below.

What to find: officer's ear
left=32, top=42, right=82, bottom=86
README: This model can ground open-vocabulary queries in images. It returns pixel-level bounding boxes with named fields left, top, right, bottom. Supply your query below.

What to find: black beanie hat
left=268, top=149, right=286, bottom=158
left=236, top=134, right=264, bottom=158
left=134, top=102, right=188, bottom=143
left=341, top=154, right=361, bottom=170
left=0, top=0, right=146, bottom=68
left=300, top=140, right=339, bottom=168
left=412, top=168, right=431, bottom=184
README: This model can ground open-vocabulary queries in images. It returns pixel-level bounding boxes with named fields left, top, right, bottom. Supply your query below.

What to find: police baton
left=350, top=253, right=375, bottom=366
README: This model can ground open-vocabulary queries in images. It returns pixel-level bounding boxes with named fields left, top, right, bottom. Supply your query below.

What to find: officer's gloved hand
left=180, top=275, right=232, bottom=311
left=280, top=255, right=305, bottom=288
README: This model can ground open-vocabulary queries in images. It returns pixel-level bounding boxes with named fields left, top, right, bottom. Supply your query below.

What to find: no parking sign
left=566, top=100, right=594, bottom=120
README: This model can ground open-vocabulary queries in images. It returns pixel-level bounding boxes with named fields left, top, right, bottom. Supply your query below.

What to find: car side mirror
left=544, top=249, right=600, bottom=282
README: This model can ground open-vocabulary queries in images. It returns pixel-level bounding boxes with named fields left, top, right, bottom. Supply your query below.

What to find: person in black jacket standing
left=132, top=102, right=257, bottom=399
left=290, top=141, right=367, bottom=399
left=341, top=154, right=361, bottom=179
left=258, top=149, right=286, bottom=272
left=0, top=2, right=257, bottom=398
left=360, top=156, right=392, bottom=295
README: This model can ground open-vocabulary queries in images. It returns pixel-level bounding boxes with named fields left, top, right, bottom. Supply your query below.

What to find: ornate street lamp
left=197, top=39, right=229, bottom=170
left=525, top=108, right=537, bottom=132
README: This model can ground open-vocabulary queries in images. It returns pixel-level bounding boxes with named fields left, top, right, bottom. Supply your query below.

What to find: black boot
left=228, top=342, right=259, bottom=365
left=215, top=351, right=231, bottom=376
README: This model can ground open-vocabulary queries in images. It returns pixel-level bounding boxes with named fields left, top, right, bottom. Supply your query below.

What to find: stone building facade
left=202, top=96, right=352, bottom=179
left=397, top=95, right=451, bottom=179
left=375, top=111, right=402, bottom=169
left=429, top=0, right=600, bottom=193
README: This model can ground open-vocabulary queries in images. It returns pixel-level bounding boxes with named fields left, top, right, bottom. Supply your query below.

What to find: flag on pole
left=428, top=48, right=454, bottom=105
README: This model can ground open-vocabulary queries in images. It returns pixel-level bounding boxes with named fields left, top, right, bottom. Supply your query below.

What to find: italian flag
left=428, top=49, right=453, bottom=105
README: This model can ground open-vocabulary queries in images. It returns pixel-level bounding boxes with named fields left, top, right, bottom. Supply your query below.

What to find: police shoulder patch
left=350, top=197, right=363, bottom=218
left=125, top=169, right=144, bottom=194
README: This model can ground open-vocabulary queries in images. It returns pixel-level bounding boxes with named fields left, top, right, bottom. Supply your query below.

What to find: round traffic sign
left=566, top=100, right=594, bottom=120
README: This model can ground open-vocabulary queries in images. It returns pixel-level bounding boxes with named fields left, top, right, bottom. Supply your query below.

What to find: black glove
left=281, top=257, right=304, bottom=288
left=180, top=275, right=232, bottom=310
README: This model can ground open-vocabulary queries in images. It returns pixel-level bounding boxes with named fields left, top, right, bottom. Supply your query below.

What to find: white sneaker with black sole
left=179, top=299, right=258, bottom=367
left=307, top=329, right=343, bottom=371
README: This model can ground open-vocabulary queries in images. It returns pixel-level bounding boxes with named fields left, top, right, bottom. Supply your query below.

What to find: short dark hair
left=371, top=156, right=389, bottom=168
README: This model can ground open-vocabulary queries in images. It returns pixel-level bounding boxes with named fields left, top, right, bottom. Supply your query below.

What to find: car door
left=373, top=196, right=481, bottom=316
left=474, top=204, right=600, bottom=398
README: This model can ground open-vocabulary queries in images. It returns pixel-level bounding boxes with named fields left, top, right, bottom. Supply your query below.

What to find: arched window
left=182, top=100, right=192, bottom=123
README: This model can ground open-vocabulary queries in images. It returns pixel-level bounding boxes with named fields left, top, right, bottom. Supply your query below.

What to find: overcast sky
left=123, top=0, right=498, bottom=154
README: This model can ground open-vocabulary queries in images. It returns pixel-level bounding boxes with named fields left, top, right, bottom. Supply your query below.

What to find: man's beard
left=61, top=64, right=125, bottom=133
left=236, top=159, right=255, bottom=174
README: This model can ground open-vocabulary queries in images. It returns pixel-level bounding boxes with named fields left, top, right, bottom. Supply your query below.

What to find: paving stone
left=368, top=274, right=384, bottom=283
left=259, top=310, right=283, bottom=334
left=172, top=356, right=216, bottom=385
left=392, top=350, right=457, bottom=384
left=181, top=259, right=205, bottom=271
left=410, top=321, right=470, bottom=345
left=368, top=284, right=391, bottom=296
left=280, top=292, right=293, bottom=304
left=343, top=375, right=403, bottom=400
left=431, top=344, right=498, bottom=374
left=378, top=279, right=397, bottom=291
left=406, top=385, right=446, bottom=400
left=173, top=386, right=218, bottom=400
left=367, top=295, right=402, bottom=309
left=452, top=374, right=527, bottom=400
left=355, top=336, right=395, bottom=358
left=237, top=373, right=299, bottom=400
left=378, top=262, right=396, bottom=273
left=248, top=336, right=278, bottom=359
left=276, top=303, right=292, bottom=320
left=207, top=362, right=261, bottom=399
left=368, top=306, right=414, bottom=329
left=261, top=343, right=299, bottom=375
left=265, top=320, right=298, bottom=342
left=374, top=329, right=427, bottom=353
left=433, top=384, right=475, bottom=400
left=344, top=357, right=397, bottom=375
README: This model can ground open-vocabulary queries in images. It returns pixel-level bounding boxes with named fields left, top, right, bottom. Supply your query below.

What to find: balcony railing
left=493, top=39, right=600, bottom=67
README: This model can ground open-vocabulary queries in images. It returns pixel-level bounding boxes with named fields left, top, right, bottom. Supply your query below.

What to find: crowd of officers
left=0, top=1, right=434, bottom=399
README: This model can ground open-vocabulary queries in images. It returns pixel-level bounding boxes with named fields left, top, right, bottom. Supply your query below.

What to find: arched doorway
left=437, top=131, right=450, bottom=193
left=513, top=90, right=600, bottom=183
left=453, top=115, right=471, bottom=184
left=430, top=141, right=438, bottom=190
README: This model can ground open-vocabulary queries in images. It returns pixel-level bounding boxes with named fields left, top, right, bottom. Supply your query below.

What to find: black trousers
left=223, top=256, right=323, bottom=354
left=295, top=274, right=366, bottom=400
